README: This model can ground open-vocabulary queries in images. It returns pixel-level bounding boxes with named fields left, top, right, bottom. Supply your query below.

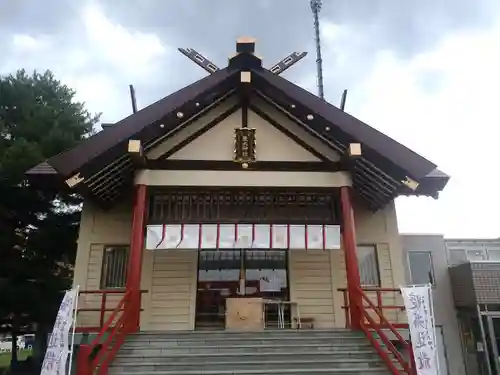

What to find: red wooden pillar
left=76, top=344, right=92, bottom=375
left=340, top=186, right=363, bottom=330
left=126, top=184, right=147, bottom=332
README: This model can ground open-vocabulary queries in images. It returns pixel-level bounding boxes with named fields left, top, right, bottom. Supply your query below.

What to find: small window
left=408, top=251, right=435, bottom=285
left=100, top=246, right=129, bottom=289
left=488, top=249, right=500, bottom=261
left=357, top=245, right=380, bottom=286
left=466, top=249, right=486, bottom=262
left=448, top=249, right=467, bottom=265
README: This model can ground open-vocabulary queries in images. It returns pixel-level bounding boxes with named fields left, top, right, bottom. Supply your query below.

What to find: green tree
left=0, top=69, right=99, bottom=369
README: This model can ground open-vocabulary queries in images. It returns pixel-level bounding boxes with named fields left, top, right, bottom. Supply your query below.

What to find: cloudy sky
left=1, top=0, right=499, bottom=238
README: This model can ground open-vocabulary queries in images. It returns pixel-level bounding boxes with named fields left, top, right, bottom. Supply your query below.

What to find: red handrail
left=339, top=287, right=408, bottom=328
left=77, top=291, right=131, bottom=375
left=358, top=287, right=413, bottom=374
left=339, top=287, right=415, bottom=375
left=76, top=289, right=148, bottom=375
left=75, top=289, right=147, bottom=333
left=95, top=291, right=131, bottom=375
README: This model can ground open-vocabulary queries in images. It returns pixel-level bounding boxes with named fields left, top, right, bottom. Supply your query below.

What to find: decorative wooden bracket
left=128, top=140, right=147, bottom=168
left=65, top=173, right=84, bottom=188
left=340, top=143, right=362, bottom=170
left=402, top=176, right=419, bottom=191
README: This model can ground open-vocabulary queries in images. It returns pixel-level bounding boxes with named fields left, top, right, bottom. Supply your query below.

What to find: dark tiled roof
left=48, top=68, right=235, bottom=176
left=26, top=61, right=448, bottom=207
left=252, top=69, right=436, bottom=180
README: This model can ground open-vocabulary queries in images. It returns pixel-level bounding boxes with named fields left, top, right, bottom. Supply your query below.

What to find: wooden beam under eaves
left=146, top=159, right=344, bottom=172
left=128, top=139, right=147, bottom=168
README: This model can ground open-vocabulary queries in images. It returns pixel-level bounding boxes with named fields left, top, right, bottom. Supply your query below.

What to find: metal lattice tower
left=310, top=0, right=325, bottom=100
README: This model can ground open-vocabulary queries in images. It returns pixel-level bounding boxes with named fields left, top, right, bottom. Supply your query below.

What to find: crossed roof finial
left=178, top=37, right=307, bottom=76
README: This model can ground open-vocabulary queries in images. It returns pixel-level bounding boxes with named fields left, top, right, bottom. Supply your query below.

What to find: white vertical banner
left=400, top=284, right=440, bottom=375
left=41, top=286, right=79, bottom=375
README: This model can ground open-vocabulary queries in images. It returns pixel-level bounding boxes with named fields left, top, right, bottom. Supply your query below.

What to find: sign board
left=260, top=275, right=282, bottom=292
left=233, top=127, right=256, bottom=164
left=400, top=284, right=440, bottom=375
left=40, top=288, right=78, bottom=375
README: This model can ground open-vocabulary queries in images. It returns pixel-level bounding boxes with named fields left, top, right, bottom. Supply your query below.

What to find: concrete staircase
left=108, top=329, right=394, bottom=375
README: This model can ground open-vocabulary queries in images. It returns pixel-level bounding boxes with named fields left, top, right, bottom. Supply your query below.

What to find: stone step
left=122, top=338, right=366, bottom=348
left=110, top=330, right=394, bottom=374
left=109, top=357, right=386, bottom=373
left=118, top=342, right=373, bottom=355
left=131, top=328, right=359, bottom=335
left=127, top=329, right=364, bottom=341
left=126, top=332, right=367, bottom=344
left=113, top=350, right=381, bottom=364
left=109, top=368, right=390, bottom=375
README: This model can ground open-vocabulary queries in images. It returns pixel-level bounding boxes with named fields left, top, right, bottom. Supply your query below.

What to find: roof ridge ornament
left=178, top=38, right=307, bottom=76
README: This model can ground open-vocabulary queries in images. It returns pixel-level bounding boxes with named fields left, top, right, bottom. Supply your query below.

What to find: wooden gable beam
left=145, top=159, right=343, bottom=172
left=240, top=71, right=251, bottom=129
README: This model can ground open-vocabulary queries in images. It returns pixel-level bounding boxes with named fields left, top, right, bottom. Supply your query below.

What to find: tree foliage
left=0, top=69, right=99, bottom=357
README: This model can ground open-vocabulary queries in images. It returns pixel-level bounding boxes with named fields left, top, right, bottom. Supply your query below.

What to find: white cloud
left=1, top=1, right=172, bottom=123
left=11, top=34, right=48, bottom=51
left=3, top=2, right=499, bottom=238
left=346, top=18, right=500, bottom=237
left=81, top=3, right=167, bottom=79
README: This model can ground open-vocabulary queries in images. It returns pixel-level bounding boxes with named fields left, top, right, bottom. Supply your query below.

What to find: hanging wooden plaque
left=233, top=127, right=256, bottom=164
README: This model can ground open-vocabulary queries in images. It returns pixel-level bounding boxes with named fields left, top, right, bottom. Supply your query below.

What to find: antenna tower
left=310, top=0, right=325, bottom=100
